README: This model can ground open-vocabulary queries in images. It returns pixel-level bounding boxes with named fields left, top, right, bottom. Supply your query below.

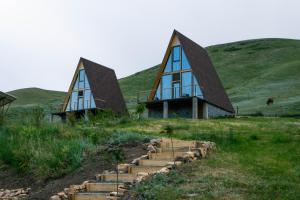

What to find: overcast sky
left=1, top=0, right=299, bottom=92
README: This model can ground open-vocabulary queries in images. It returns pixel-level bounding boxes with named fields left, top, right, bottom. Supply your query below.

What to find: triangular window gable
left=65, top=67, right=96, bottom=111
left=154, top=44, right=203, bottom=101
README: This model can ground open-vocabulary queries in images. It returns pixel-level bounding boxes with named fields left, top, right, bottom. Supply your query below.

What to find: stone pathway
left=50, top=138, right=216, bottom=200
left=0, top=188, right=31, bottom=199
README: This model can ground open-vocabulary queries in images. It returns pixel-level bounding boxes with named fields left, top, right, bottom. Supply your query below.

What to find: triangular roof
left=0, top=91, right=16, bottom=107
left=62, top=57, right=127, bottom=115
left=150, top=30, right=234, bottom=113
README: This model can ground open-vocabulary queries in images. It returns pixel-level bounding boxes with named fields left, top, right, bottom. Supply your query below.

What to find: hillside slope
left=119, top=38, right=300, bottom=116
left=7, top=39, right=300, bottom=116
left=8, top=88, right=66, bottom=109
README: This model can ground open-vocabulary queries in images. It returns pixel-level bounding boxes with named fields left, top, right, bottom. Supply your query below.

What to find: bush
left=109, top=132, right=154, bottom=145
left=31, top=106, right=45, bottom=127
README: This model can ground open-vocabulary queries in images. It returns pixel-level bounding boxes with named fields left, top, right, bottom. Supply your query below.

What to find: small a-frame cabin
left=145, top=30, right=234, bottom=119
left=58, top=57, right=127, bottom=120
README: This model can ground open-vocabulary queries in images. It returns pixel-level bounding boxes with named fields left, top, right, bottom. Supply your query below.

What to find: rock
left=157, top=167, right=170, bottom=174
left=63, top=188, right=69, bottom=194
left=147, top=144, right=157, bottom=152
left=150, top=139, right=161, bottom=146
left=117, top=164, right=130, bottom=173
left=57, top=192, right=65, bottom=197
left=50, top=195, right=61, bottom=200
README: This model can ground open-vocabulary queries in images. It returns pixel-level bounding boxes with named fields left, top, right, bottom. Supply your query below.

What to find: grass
left=8, top=87, right=66, bottom=108
left=7, top=39, right=300, bottom=116
left=119, top=38, right=300, bottom=116
left=1, top=110, right=300, bottom=199
left=0, top=112, right=153, bottom=180
left=108, top=117, right=300, bottom=200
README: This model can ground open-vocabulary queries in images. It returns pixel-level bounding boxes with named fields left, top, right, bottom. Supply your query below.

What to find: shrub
left=109, top=132, right=154, bottom=145
left=31, top=106, right=45, bottom=127
left=135, top=103, right=146, bottom=119
left=67, top=113, right=77, bottom=126
left=249, top=134, right=259, bottom=140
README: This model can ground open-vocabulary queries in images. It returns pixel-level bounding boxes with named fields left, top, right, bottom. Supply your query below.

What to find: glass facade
left=182, top=71, right=192, bottom=97
left=162, top=75, right=172, bottom=99
left=66, top=67, right=96, bottom=111
left=155, top=45, right=203, bottom=100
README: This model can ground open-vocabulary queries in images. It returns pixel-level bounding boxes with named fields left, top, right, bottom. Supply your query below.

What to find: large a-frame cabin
left=145, top=30, right=234, bottom=119
left=58, top=57, right=127, bottom=120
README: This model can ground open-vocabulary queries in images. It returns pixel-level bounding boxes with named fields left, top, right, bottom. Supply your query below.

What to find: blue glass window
left=84, top=74, right=90, bottom=89
left=155, top=83, right=161, bottom=100
left=173, top=83, right=180, bottom=99
left=182, top=49, right=191, bottom=70
left=173, top=46, right=180, bottom=61
left=162, top=75, right=172, bottom=100
left=91, top=95, right=96, bottom=108
left=193, top=75, right=203, bottom=97
left=74, top=79, right=79, bottom=90
left=66, top=100, right=70, bottom=111
left=84, top=90, right=91, bottom=108
left=71, top=91, right=78, bottom=110
left=164, top=54, right=172, bottom=73
left=173, top=61, right=181, bottom=71
left=78, top=97, right=83, bottom=110
left=79, top=70, right=85, bottom=81
left=182, top=72, right=192, bottom=97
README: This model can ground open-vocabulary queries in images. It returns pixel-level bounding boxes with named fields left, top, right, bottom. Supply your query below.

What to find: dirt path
left=0, top=143, right=147, bottom=200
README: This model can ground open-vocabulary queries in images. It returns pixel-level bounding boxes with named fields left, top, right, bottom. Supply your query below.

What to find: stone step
left=74, top=192, right=108, bottom=200
left=160, top=139, right=196, bottom=149
left=157, top=146, right=191, bottom=153
left=138, top=159, right=172, bottom=167
left=96, top=173, right=137, bottom=182
left=148, top=151, right=186, bottom=160
left=86, top=183, right=124, bottom=192
left=128, top=165, right=164, bottom=174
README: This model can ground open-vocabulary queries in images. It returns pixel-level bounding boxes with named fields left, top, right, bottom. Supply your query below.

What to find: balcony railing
left=137, top=84, right=203, bottom=103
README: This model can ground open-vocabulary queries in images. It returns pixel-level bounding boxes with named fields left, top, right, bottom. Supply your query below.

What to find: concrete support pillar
left=203, top=102, right=209, bottom=119
left=84, top=110, right=89, bottom=121
left=163, top=101, right=168, bottom=119
left=192, top=97, right=198, bottom=119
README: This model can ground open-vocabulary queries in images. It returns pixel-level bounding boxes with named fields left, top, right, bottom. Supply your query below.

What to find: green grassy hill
left=8, top=87, right=66, bottom=109
left=120, top=38, right=300, bottom=116
left=7, top=38, right=300, bottom=116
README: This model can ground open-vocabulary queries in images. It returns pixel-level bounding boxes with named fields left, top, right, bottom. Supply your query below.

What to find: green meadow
left=1, top=115, right=299, bottom=199
left=2, top=37, right=300, bottom=199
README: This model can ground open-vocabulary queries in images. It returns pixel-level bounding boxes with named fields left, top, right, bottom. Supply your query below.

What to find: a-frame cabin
left=145, top=30, right=234, bottom=119
left=57, top=57, right=127, bottom=120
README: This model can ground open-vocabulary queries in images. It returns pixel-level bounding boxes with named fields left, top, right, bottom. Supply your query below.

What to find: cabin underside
left=145, top=97, right=233, bottom=119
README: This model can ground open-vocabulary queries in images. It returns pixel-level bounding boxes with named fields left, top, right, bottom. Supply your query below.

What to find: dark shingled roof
left=63, top=57, right=127, bottom=115
left=153, top=30, right=234, bottom=113
left=0, top=91, right=16, bottom=107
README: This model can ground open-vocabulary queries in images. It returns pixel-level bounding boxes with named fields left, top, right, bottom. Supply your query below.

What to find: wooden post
left=192, top=97, right=198, bottom=119
left=203, top=102, right=208, bottom=119
left=163, top=101, right=168, bottom=119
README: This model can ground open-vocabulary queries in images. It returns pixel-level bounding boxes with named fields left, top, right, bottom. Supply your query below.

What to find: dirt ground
left=0, top=142, right=147, bottom=200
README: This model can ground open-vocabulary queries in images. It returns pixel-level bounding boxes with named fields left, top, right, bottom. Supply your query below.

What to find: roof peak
left=79, top=57, right=114, bottom=72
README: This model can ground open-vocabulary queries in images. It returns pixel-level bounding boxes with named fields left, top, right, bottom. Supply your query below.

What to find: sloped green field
left=119, top=38, right=300, bottom=116
left=8, top=87, right=66, bottom=109
left=7, top=38, right=300, bottom=116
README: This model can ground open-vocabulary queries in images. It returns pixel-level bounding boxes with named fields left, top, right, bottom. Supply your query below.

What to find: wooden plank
left=97, top=173, right=136, bottom=182
left=149, top=152, right=186, bottom=160
left=158, top=146, right=190, bottom=153
left=129, top=166, right=163, bottom=174
left=138, top=159, right=171, bottom=167
left=86, top=183, right=123, bottom=192
left=74, top=192, right=108, bottom=200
